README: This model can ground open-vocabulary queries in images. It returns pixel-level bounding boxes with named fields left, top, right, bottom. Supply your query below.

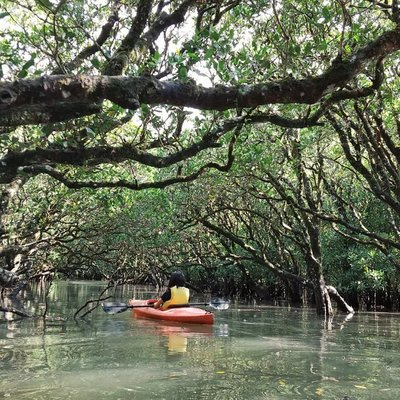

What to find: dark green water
left=1, top=281, right=400, bottom=399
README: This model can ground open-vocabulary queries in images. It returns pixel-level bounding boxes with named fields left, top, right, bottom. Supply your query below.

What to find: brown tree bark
left=0, top=25, right=399, bottom=127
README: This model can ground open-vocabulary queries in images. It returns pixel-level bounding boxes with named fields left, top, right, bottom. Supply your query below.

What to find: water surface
left=1, top=281, right=400, bottom=399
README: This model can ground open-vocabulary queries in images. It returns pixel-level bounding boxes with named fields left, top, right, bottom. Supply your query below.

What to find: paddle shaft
left=102, top=299, right=229, bottom=314
left=102, top=302, right=216, bottom=314
left=125, top=302, right=210, bottom=309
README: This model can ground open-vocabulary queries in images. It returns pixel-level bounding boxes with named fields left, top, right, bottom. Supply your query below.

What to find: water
left=1, top=281, right=400, bottom=399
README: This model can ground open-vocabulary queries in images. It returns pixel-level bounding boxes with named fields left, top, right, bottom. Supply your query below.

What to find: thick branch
left=12, top=130, right=237, bottom=190
left=103, top=0, right=197, bottom=75
left=0, top=114, right=244, bottom=177
left=1, top=26, right=399, bottom=126
left=0, top=306, right=31, bottom=318
left=52, top=2, right=121, bottom=74
left=104, top=0, right=153, bottom=75
left=141, top=0, right=197, bottom=44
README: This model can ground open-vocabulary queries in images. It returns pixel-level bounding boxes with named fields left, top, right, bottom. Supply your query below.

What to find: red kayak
left=128, top=299, right=214, bottom=325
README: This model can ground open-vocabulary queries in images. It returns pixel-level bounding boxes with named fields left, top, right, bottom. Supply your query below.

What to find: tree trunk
left=313, top=279, right=333, bottom=316
left=0, top=267, right=18, bottom=287
left=326, top=285, right=354, bottom=314
left=1, top=178, right=28, bottom=292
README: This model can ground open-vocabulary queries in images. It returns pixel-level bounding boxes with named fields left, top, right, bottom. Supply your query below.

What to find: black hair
left=167, top=271, right=186, bottom=287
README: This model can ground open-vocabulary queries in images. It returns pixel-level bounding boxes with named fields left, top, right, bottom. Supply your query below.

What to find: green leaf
left=304, top=42, right=312, bottom=55
left=210, top=30, right=220, bottom=41
left=205, top=48, right=214, bottom=60
left=91, top=58, right=101, bottom=68
left=322, top=7, right=331, bottom=21
left=41, top=125, right=54, bottom=135
left=178, top=66, right=188, bottom=80
left=188, top=52, right=199, bottom=62
left=0, top=12, right=9, bottom=19
left=17, top=69, right=28, bottom=78
left=22, top=58, right=35, bottom=70
left=35, top=0, right=53, bottom=10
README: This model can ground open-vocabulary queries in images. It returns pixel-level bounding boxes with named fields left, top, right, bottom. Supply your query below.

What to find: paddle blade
left=102, top=302, right=129, bottom=314
left=210, top=298, right=230, bottom=310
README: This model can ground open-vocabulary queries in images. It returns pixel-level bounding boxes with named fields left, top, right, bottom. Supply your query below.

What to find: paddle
left=102, top=299, right=230, bottom=314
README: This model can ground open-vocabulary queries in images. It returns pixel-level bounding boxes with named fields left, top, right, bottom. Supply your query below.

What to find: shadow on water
left=2, top=281, right=400, bottom=399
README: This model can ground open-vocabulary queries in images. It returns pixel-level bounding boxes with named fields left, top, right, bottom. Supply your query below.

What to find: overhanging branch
left=0, top=26, right=399, bottom=126
left=0, top=113, right=245, bottom=178
left=16, top=141, right=235, bottom=190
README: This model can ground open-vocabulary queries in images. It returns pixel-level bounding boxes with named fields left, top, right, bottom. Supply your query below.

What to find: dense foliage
left=1, top=0, right=400, bottom=315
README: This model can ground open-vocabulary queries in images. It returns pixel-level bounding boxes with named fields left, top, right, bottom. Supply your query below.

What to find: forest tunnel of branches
left=1, top=0, right=400, bottom=317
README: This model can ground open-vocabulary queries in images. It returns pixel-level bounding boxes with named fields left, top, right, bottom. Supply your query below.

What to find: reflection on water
left=168, top=334, right=187, bottom=353
left=131, top=318, right=214, bottom=355
left=2, top=281, right=400, bottom=399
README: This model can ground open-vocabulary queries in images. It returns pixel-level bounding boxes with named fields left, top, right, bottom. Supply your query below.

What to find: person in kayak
left=153, top=271, right=190, bottom=310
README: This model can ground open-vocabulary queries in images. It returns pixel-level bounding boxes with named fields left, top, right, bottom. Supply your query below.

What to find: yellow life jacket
left=162, top=286, right=190, bottom=310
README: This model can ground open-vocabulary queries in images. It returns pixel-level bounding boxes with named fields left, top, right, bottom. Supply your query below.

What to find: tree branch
left=0, top=113, right=245, bottom=179
left=52, top=1, right=121, bottom=74
left=104, top=0, right=154, bottom=75
left=11, top=128, right=238, bottom=190
left=0, top=306, right=31, bottom=318
left=1, top=26, right=399, bottom=126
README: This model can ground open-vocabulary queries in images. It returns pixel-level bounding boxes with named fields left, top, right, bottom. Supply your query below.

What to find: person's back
left=162, top=285, right=190, bottom=309
left=153, top=271, right=190, bottom=309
